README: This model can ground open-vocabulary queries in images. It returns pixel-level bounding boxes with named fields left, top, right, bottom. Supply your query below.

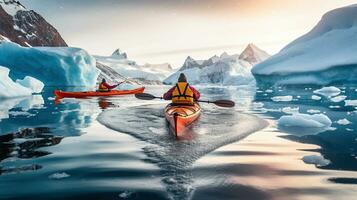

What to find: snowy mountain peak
left=183, top=56, right=197, bottom=66
left=111, top=49, right=127, bottom=59
left=220, top=52, right=230, bottom=58
left=239, top=43, right=270, bottom=64
left=0, top=0, right=26, bottom=16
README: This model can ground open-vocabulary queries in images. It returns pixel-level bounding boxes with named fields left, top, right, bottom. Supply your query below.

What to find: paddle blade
left=135, top=93, right=158, bottom=100
left=213, top=100, right=235, bottom=107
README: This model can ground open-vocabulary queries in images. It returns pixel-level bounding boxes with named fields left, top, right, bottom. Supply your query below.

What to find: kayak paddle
left=135, top=93, right=235, bottom=108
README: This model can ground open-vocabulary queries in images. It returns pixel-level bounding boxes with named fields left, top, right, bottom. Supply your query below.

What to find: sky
left=21, top=0, right=357, bottom=68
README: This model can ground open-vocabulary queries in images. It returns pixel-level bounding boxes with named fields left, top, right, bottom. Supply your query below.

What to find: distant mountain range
left=164, top=44, right=270, bottom=85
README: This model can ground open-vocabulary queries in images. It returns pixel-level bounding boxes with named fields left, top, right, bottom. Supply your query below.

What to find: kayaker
left=163, top=73, right=200, bottom=104
left=98, top=78, right=120, bottom=92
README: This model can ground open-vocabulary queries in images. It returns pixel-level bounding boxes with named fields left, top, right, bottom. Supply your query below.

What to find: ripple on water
left=98, top=103, right=268, bottom=200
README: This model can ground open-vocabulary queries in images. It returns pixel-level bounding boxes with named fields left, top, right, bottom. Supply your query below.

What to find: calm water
left=0, top=85, right=357, bottom=200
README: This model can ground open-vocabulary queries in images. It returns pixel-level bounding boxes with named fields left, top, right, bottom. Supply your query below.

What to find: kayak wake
left=97, top=103, right=267, bottom=200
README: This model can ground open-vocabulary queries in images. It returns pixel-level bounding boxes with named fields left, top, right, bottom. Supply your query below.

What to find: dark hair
left=178, top=73, right=187, bottom=82
left=102, top=78, right=106, bottom=83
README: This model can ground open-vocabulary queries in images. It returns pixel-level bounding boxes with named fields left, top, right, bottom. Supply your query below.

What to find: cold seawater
left=0, top=85, right=357, bottom=200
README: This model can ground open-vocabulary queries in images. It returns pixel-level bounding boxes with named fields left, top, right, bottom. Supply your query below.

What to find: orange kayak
left=54, top=87, right=145, bottom=99
left=164, top=103, right=201, bottom=137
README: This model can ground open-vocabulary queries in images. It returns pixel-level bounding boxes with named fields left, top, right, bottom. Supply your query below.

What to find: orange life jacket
left=172, top=82, right=194, bottom=105
left=98, top=82, right=109, bottom=92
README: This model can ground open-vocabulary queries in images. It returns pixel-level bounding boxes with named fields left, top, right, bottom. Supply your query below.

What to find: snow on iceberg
left=0, top=41, right=99, bottom=87
left=16, top=76, right=44, bottom=93
left=252, top=4, right=357, bottom=85
left=278, top=113, right=332, bottom=128
left=0, top=66, right=32, bottom=99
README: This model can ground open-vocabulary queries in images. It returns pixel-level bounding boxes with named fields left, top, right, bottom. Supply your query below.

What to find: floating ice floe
left=336, top=118, right=351, bottom=125
left=302, top=155, right=330, bottom=167
left=313, top=86, right=341, bottom=97
left=48, top=172, right=70, bottom=179
left=330, top=95, right=347, bottom=103
left=311, top=95, right=322, bottom=100
left=278, top=113, right=332, bottom=128
left=118, top=191, right=133, bottom=199
left=282, top=107, right=299, bottom=114
left=271, top=95, right=293, bottom=102
left=307, top=109, right=321, bottom=114
left=345, top=100, right=357, bottom=106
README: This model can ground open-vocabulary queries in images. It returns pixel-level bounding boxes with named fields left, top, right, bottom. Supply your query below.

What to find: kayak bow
left=54, top=87, right=145, bottom=99
left=164, top=103, right=201, bottom=137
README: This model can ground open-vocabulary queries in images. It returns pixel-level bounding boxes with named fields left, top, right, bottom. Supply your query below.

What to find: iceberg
left=16, top=76, right=44, bottom=93
left=0, top=41, right=99, bottom=87
left=0, top=66, right=32, bottom=99
left=252, top=4, right=357, bottom=85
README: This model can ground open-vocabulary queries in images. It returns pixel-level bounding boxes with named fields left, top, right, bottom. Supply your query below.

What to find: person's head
left=178, top=73, right=187, bottom=82
left=102, top=78, right=106, bottom=83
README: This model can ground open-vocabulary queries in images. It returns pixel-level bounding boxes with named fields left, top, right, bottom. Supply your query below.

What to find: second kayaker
left=163, top=73, right=200, bottom=104
left=98, top=78, right=120, bottom=92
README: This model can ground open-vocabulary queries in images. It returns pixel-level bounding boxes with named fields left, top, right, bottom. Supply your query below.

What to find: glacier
left=164, top=44, right=269, bottom=85
left=252, top=4, right=357, bottom=85
left=0, top=41, right=99, bottom=87
left=95, top=50, right=173, bottom=83
left=164, top=53, right=254, bottom=85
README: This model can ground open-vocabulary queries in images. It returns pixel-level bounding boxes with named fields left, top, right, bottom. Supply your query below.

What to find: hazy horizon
left=21, top=0, right=357, bottom=68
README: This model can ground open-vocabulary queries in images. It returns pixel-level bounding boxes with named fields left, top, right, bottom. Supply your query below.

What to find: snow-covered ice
left=0, top=41, right=99, bottom=87
left=0, top=0, right=26, bottom=17
left=252, top=4, right=357, bottom=85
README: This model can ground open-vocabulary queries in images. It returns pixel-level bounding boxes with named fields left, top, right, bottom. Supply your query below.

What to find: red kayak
left=164, top=103, right=201, bottom=137
left=54, top=87, right=145, bottom=99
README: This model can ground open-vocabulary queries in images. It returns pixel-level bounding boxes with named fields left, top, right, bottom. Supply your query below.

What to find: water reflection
left=0, top=127, right=63, bottom=175
left=0, top=87, right=101, bottom=135
left=253, top=85, right=357, bottom=173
